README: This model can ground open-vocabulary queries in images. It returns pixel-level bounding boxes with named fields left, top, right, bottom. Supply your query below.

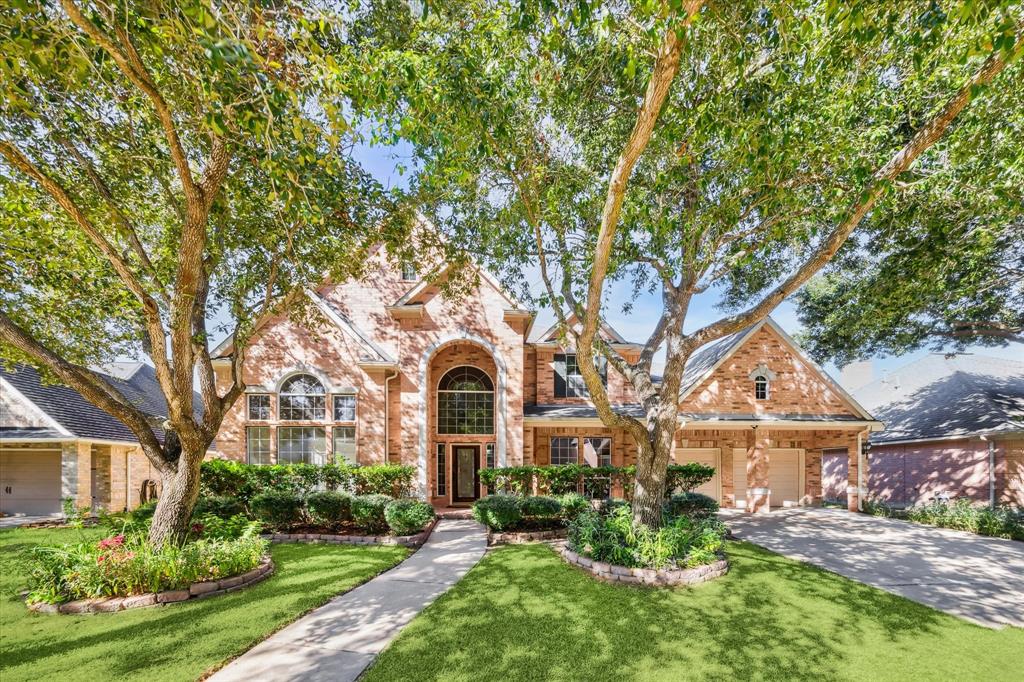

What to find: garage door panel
left=674, top=448, right=720, bottom=502
left=0, top=449, right=62, bottom=516
left=768, top=449, right=803, bottom=507
left=733, top=449, right=747, bottom=508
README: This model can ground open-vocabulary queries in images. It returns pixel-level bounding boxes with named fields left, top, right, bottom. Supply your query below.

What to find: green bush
left=385, top=499, right=436, bottom=535
left=351, top=494, right=392, bottom=534
left=250, top=490, right=304, bottom=529
left=191, top=513, right=261, bottom=540
left=664, top=492, right=719, bottom=520
left=862, top=498, right=893, bottom=518
left=567, top=501, right=726, bottom=570
left=478, top=463, right=715, bottom=498
left=521, top=495, right=562, bottom=519
left=200, top=461, right=416, bottom=503
left=193, top=495, right=246, bottom=519
left=906, top=499, right=1023, bottom=539
left=306, top=491, right=353, bottom=528
left=27, top=531, right=267, bottom=604
left=472, top=495, right=523, bottom=530
left=557, top=493, right=590, bottom=522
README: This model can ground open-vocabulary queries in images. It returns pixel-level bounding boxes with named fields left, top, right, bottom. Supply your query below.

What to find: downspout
left=384, top=370, right=398, bottom=463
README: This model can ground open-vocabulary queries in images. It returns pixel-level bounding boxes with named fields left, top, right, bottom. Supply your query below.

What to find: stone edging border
left=28, top=555, right=274, bottom=615
left=488, top=528, right=567, bottom=545
left=266, top=517, right=439, bottom=548
left=560, top=546, right=728, bottom=586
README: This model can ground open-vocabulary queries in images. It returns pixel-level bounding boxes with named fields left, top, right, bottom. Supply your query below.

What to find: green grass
left=0, top=526, right=408, bottom=681
left=365, top=542, right=1024, bottom=682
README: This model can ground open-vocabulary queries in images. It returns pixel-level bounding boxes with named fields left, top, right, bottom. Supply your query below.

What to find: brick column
left=76, top=441, right=92, bottom=509
left=846, top=433, right=860, bottom=512
left=804, top=433, right=822, bottom=507
left=746, top=429, right=771, bottom=514
left=717, top=433, right=739, bottom=508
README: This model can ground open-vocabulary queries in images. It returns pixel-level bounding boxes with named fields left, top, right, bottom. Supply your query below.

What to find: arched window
left=279, top=373, right=326, bottom=420
left=437, top=366, right=494, bottom=434
left=753, top=374, right=769, bottom=400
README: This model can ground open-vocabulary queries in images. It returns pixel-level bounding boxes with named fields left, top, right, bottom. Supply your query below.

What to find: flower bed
left=269, top=516, right=439, bottom=548
left=560, top=546, right=728, bottom=586
left=488, top=527, right=567, bottom=545
left=28, top=555, right=273, bottom=614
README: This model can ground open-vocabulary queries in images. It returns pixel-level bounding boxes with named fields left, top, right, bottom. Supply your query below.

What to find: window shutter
left=554, top=354, right=567, bottom=398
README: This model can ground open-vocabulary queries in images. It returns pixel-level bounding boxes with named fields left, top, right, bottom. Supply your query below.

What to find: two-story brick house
left=211, top=248, right=881, bottom=513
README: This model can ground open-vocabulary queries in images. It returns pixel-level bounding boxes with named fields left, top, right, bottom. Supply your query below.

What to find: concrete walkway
left=726, top=507, right=1024, bottom=628
left=210, top=518, right=486, bottom=682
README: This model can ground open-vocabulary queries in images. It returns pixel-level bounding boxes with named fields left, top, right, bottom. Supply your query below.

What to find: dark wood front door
left=452, top=445, right=480, bottom=502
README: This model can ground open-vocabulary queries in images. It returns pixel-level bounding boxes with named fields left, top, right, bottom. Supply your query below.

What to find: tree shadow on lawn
left=364, top=541, right=983, bottom=682
left=1, top=542, right=407, bottom=681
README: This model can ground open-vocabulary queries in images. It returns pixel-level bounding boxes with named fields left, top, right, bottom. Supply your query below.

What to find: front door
left=452, top=445, right=480, bottom=503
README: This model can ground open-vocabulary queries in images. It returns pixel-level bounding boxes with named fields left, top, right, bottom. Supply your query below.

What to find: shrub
left=352, top=465, right=417, bottom=497
left=567, top=502, right=726, bottom=570
left=472, top=495, right=523, bottom=530
left=306, top=491, right=353, bottom=529
left=385, top=499, right=436, bottom=535
left=664, top=492, right=719, bottom=520
left=27, top=531, right=267, bottom=604
left=862, top=498, right=893, bottom=518
left=351, top=494, right=392, bottom=533
left=521, top=495, right=561, bottom=520
left=193, top=495, right=246, bottom=519
left=907, top=499, right=1023, bottom=539
left=200, top=461, right=416, bottom=503
left=250, top=490, right=304, bottom=529
left=557, top=493, right=590, bottom=522
left=599, top=498, right=629, bottom=515
left=191, top=514, right=261, bottom=540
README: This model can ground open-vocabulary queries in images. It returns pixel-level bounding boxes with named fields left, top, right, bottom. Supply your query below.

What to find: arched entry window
left=279, top=373, right=326, bottom=420
left=437, top=366, right=494, bottom=434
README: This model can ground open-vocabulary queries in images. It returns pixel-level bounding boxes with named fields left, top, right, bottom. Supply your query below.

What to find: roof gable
left=532, top=314, right=632, bottom=346
left=679, top=317, right=874, bottom=421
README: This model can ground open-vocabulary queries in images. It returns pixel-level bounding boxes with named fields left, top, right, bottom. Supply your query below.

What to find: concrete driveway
left=725, top=507, right=1024, bottom=629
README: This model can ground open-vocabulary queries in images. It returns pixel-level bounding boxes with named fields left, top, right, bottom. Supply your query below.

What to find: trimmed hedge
left=250, top=491, right=304, bottom=529
left=200, top=460, right=416, bottom=505
left=521, top=495, right=561, bottom=519
left=478, top=463, right=714, bottom=499
left=664, top=492, right=719, bottom=520
left=385, top=499, right=436, bottom=535
left=352, top=494, right=392, bottom=534
left=472, top=495, right=523, bottom=530
left=306, top=491, right=353, bottom=528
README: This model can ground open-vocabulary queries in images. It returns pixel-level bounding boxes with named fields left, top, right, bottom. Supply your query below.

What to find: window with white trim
left=279, top=374, right=326, bottom=420
left=247, top=426, right=271, bottom=465
left=277, top=426, right=327, bottom=464
left=550, top=437, right=579, bottom=465
left=401, top=262, right=417, bottom=281
left=583, top=437, right=612, bottom=467
left=437, top=366, right=494, bottom=434
left=754, top=374, right=769, bottom=400
left=332, top=426, right=357, bottom=464
left=333, top=394, right=356, bottom=422
left=247, top=394, right=271, bottom=420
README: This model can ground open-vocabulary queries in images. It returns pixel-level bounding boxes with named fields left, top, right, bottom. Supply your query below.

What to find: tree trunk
left=631, top=413, right=677, bottom=528
left=148, top=446, right=204, bottom=547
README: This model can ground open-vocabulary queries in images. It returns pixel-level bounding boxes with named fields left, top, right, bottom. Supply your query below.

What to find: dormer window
left=400, top=262, right=417, bottom=281
left=749, top=363, right=776, bottom=401
left=754, top=374, right=769, bottom=400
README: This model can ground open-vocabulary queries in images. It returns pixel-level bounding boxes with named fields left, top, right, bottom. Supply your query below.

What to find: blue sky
left=351, top=141, right=1023, bottom=386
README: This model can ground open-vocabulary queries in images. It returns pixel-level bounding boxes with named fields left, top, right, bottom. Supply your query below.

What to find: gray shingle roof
left=1, top=363, right=172, bottom=443
left=853, top=354, right=1024, bottom=443
left=677, top=326, right=754, bottom=397
left=524, top=404, right=647, bottom=419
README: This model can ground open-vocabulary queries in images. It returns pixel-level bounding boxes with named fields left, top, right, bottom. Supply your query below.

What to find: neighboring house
left=211, top=247, right=881, bottom=513
left=826, top=355, right=1024, bottom=508
left=0, top=362, right=166, bottom=517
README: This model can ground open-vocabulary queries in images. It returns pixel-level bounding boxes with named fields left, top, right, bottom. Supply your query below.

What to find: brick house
left=211, top=248, right=881, bottom=514
left=1, top=363, right=165, bottom=517
left=823, top=355, right=1024, bottom=508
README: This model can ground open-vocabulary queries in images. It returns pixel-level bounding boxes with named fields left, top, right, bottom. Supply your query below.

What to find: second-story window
left=754, top=374, right=769, bottom=400
left=333, top=394, right=357, bottom=422
left=401, top=262, right=417, bottom=281
left=279, top=373, right=326, bottom=420
left=248, top=394, right=271, bottom=420
left=554, top=353, right=607, bottom=398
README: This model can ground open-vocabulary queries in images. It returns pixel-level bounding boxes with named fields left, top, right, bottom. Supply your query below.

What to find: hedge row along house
left=209, top=247, right=882, bottom=514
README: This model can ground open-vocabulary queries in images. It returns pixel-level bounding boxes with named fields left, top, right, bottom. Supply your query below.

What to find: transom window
left=754, top=374, right=769, bottom=400
left=554, top=353, right=607, bottom=398
left=278, top=374, right=326, bottom=420
left=550, top=437, right=579, bottom=465
left=278, top=426, right=326, bottom=464
left=333, top=394, right=357, bottom=422
left=437, top=366, right=494, bottom=435
left=247, top=394, right=271, bottom=420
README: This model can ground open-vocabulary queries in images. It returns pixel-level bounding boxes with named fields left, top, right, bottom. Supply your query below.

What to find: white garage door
left=733, top=448, right=747, bottom=508
left=0, top=449, right=62, bottom=516
left=768, top=449, right=803, bottom=507
left=674, top=448, right=720, bottom=502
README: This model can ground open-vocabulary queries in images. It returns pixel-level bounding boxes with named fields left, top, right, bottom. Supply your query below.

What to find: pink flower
left=98, top=535, right=125, bottom=550
left=97, top=554, right=106, bottom=563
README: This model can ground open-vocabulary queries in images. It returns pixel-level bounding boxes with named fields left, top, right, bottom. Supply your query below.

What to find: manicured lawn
left=0, top=526, right=408, bottom=681
left=365, top=541, right=1024, bottom=682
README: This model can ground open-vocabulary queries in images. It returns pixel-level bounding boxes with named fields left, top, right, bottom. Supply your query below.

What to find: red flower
left=191, top=523, right=205, bottom=535
left=97, top=554, right=106, bottom=563
left=97, top=535, right=125, bottom=550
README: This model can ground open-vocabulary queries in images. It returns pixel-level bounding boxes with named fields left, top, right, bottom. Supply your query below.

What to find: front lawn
left=0, top=526, right=408, bottom=681
left=365, top=542, right=1024, bottom=682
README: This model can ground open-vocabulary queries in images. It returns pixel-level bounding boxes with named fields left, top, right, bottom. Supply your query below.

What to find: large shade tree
left=361, top=0, right=1024, bottom=524
left=0, top=0, right=410, bottom=545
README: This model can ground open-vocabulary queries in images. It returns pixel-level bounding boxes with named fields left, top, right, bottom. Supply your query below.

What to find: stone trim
left=488, top=528, right=567, bottom=545
left=28, top=555, right=274, bottom=615
left=560, top=546, right=728, bottom=586
left=267, top=517, right=438, bottom=549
